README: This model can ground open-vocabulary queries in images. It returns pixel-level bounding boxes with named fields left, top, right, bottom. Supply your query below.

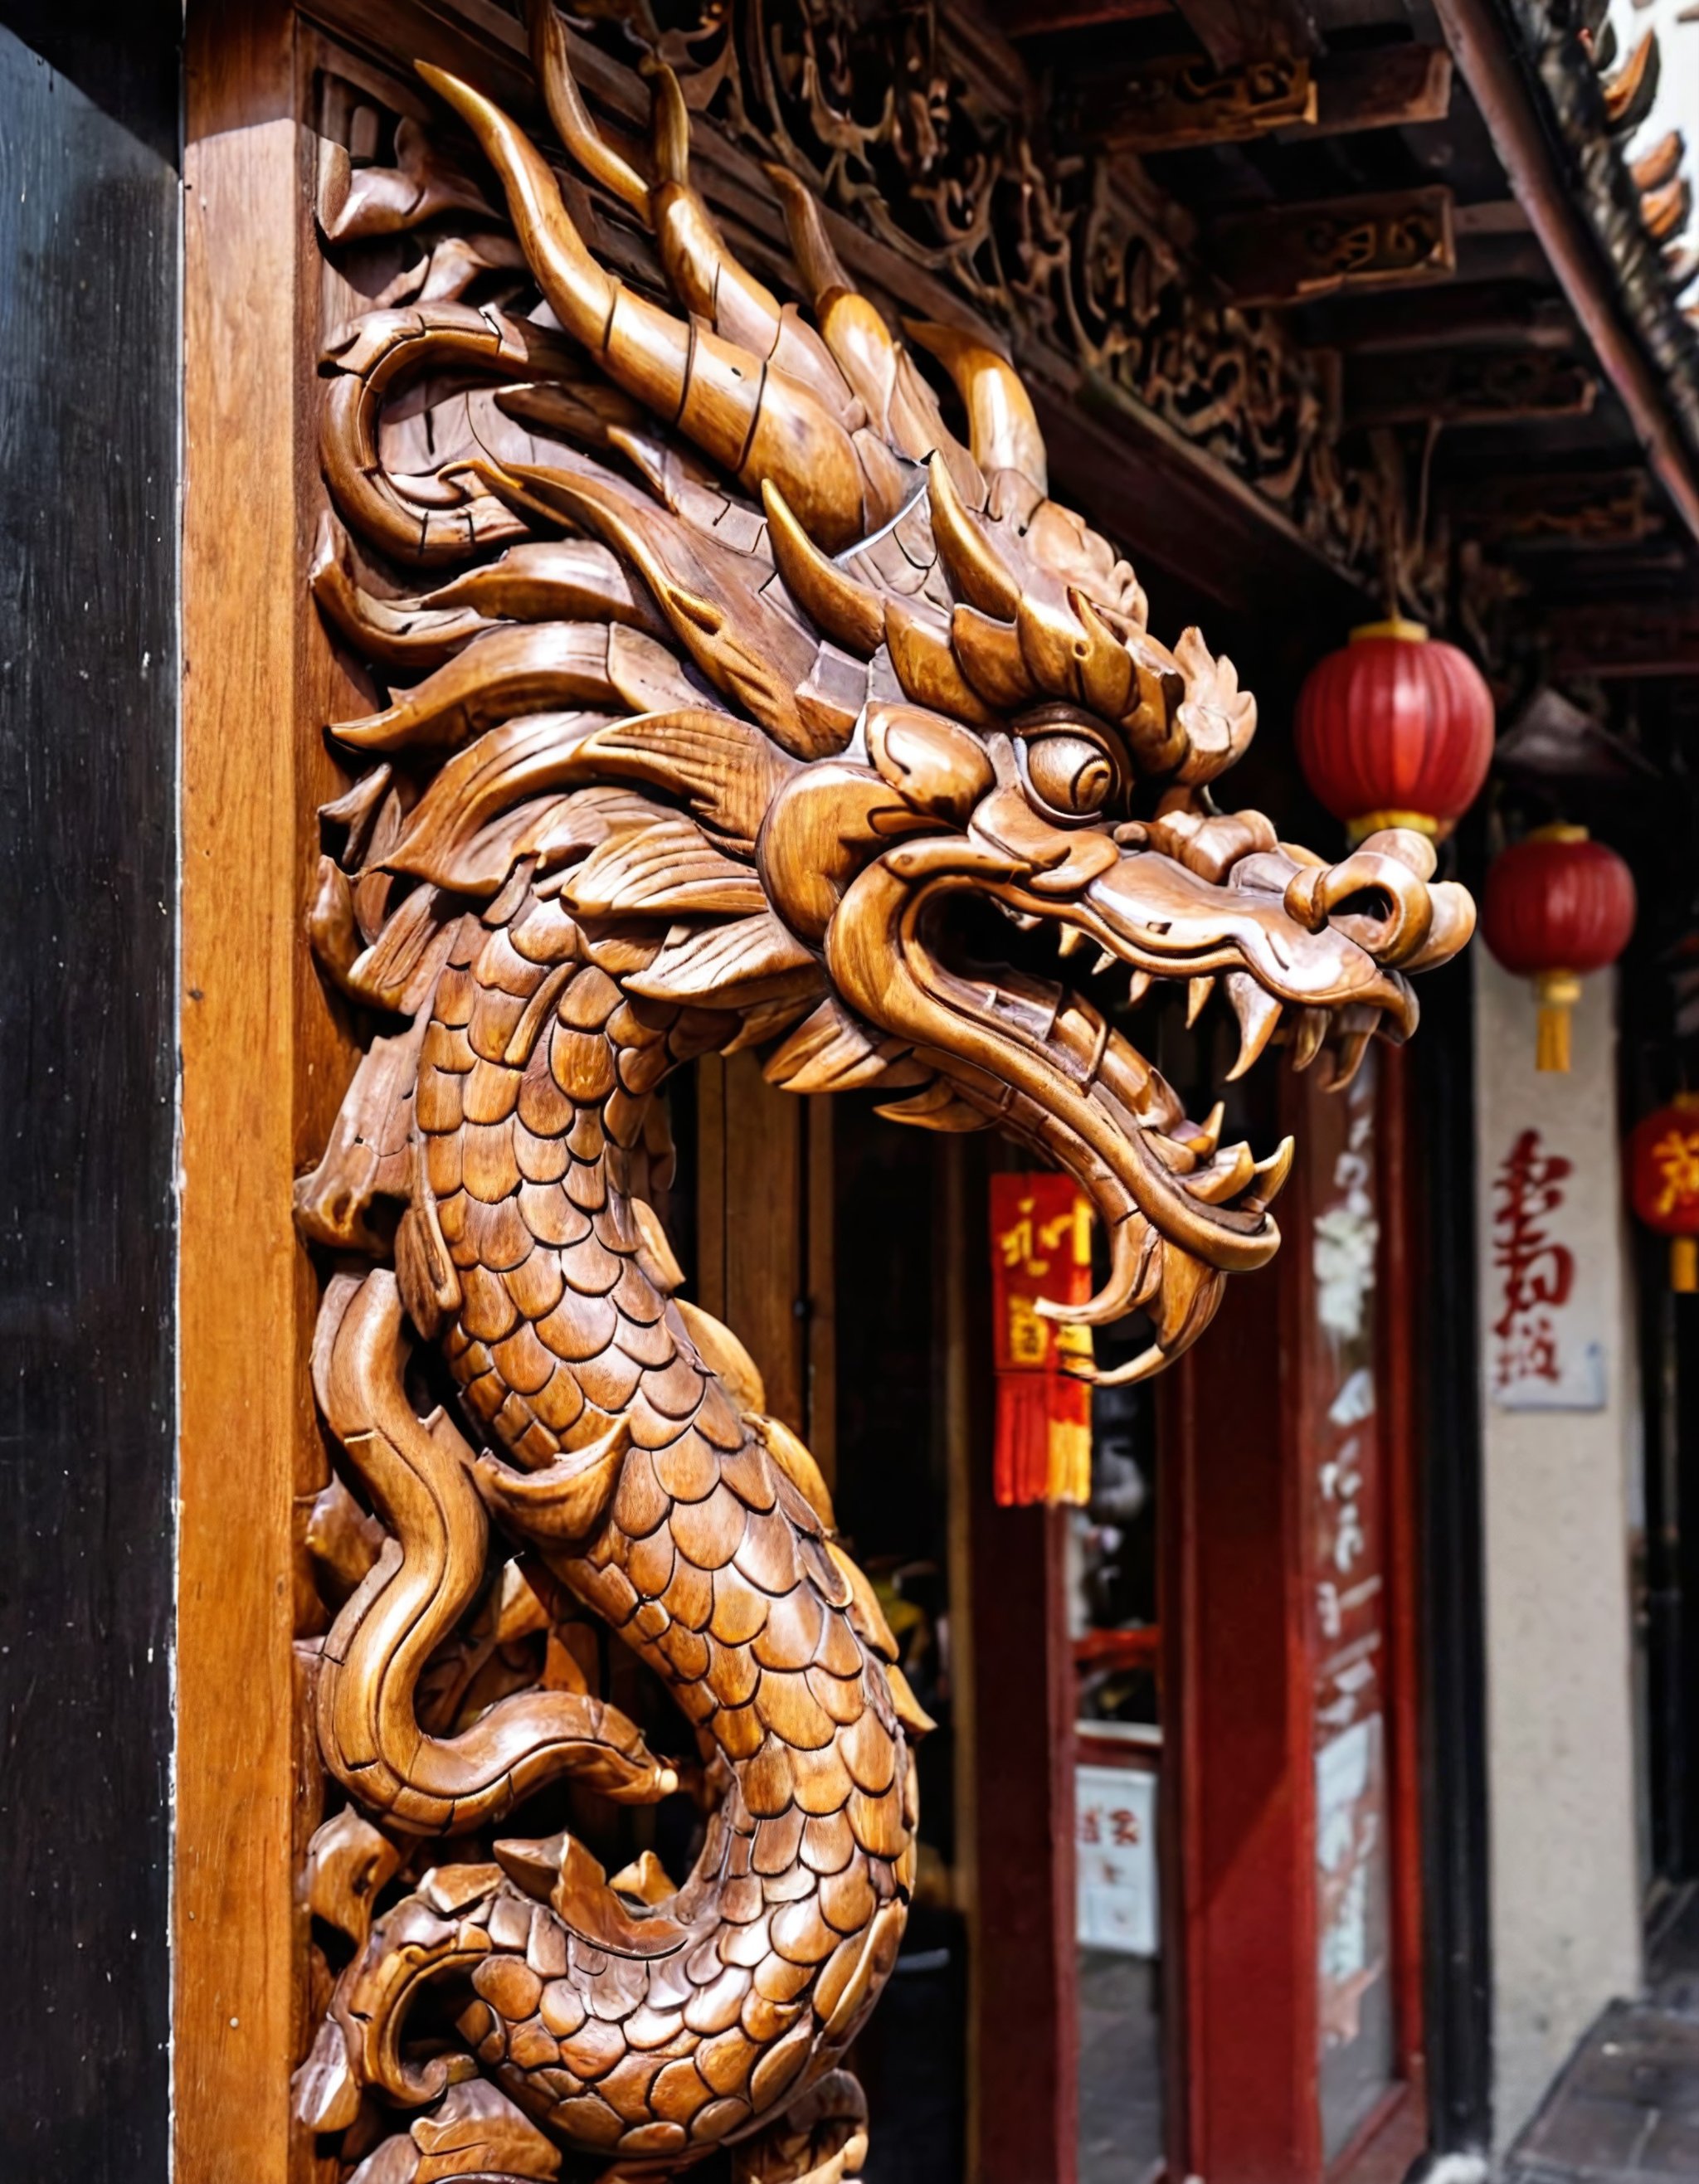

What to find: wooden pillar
left=1164, top=1242, right=1316, bottom=2182
left=178, top=11, right=359, bottom=2177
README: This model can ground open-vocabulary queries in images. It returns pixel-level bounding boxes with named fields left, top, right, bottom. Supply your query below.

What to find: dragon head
left=309, top=12, right=1474, bottom=1384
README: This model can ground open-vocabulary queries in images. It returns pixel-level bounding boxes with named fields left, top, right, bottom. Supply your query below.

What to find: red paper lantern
left=1481, top=824, right=1636, bottom=1073
left=1628, top=1096, right=1699, bottom=1293
left=988, top=1174, right=1094, bottom=1506
left=1296, top=618, right=1496, bottom=847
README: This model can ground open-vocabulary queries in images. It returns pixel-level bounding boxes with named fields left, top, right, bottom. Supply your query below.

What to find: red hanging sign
left=989, top=1173, right=1094, bottom=1506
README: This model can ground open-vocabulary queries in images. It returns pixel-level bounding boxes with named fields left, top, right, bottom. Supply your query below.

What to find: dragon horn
left=528, top=5, right=792, bottom=372
left=772, top=165, right=984, bottom=498
left=418, top=61, right=869, bottom=551
left=528, top=11, right=846, bottom=416
left=640, top=66, right=860, bottom=421
left=770, top=163, right=895, bottom=423
left=761, top=481, right=887, bottom=658
left=646, top=52, right=693, bottom=187
left=527, top=0, right=648, bottom=214
left=926, top=451, right=1021, bottom=619
left=903, top=318, right=1049, bottom=494
left=644, top=59, right=781, bottom=340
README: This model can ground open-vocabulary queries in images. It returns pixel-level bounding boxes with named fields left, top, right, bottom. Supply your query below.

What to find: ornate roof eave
left=1434, top=0, right=1699, bottom=542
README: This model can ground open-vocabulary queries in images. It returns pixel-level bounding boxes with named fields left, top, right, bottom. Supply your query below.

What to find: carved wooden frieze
left=290, top=14, right=1473, bottom=2179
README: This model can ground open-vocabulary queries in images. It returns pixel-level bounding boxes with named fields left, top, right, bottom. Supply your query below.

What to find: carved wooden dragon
left=291, top=14, right=1474, bottom=2180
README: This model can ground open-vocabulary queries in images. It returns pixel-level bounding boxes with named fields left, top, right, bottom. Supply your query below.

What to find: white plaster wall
left=1473, top=954, right=1643, bottom=2150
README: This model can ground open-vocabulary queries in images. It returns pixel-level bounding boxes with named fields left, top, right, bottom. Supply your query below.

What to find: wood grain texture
left=0, top=21, right=178, bottom=2182
left=180, top=8, right=348, bottom=2180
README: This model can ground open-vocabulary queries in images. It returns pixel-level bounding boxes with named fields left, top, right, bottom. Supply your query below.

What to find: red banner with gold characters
left=989, top=1173, right=1095, bottom=1506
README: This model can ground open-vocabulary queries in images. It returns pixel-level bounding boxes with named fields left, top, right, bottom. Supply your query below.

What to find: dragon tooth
left=1124, top=970, right=1153, bottom=1007
left=1290, top=1007, right=1328, bottom=1072
left=1037, top=1210, right=1159, bottom=1329
left=1185, top=974, right=1215, bottom=1029
left=1057, top=925, right=1088, bottom=960
left=1250, top=1135, right=1296, bottom=1203
left=1224, top=972, right=1282, bottom=1082
left=1327, top=1028, right=1373, bottom=1092
left=1092, top=947, right=1117, bottom=978
left=1185, top=1141, right=1257, bottom=1204
left=1186, top=1100, right=1225, bottom=1158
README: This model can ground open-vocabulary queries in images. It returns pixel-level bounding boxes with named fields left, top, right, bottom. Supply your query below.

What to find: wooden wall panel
left=0, top=19, right=179, bottom=2182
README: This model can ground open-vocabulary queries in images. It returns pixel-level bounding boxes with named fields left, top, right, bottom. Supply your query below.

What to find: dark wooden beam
left=1098, top=51, right=1316, bottom=152
left=1171, top=0, right=1322, bottom=68
left=1298, top=286, right=1575, bottom=353
left=1093, top=43, right=1450, bottom=153
left=1345, top=349, right=1597, bottom=428
left=1208, top=186, right=1455, bottom=307
left=1453, top=233, right=1553, bottom=285
left=1550, top=601, right=1699, bottom=677
left=1290, top=40, right=1453, bottom=140
left=1443, top=468, right=1657, bottom=546
left=996, top=0, right=1171, bottom=35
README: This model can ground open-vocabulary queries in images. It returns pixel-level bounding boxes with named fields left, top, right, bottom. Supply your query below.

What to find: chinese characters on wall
left=1489, top=1126, right=1606, bottom=1409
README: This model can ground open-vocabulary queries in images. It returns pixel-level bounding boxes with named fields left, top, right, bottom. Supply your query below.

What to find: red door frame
left=1160, top=1048, right=1429, bottom=2184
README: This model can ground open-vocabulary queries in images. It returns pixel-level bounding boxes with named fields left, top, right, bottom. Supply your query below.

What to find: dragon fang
left=290, top=11, right=1474, bottom=2177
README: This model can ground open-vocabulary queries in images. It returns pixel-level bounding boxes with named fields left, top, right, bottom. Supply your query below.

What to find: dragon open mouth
left=828, top=832, right=1435, bottom=1385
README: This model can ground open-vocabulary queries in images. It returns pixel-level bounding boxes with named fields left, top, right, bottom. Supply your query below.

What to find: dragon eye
left=1025, top=731, right=1115, bottom=817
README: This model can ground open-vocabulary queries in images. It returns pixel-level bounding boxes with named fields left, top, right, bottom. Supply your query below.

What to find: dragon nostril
left=1317, top=850, right=1436, bottom=966
left=1286, top=851, right=1434, bottom=966
left=1282, top=865, right=1331, bottom=934
left=1326, top=885, right=1395, bottom=929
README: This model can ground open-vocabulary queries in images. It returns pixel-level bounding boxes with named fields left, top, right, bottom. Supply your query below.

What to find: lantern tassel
left=1536, top=1003, right=1570, bottom=1073
left=1535, top=970, right=1581, bottom=1073
left=1674, top=1237, right=1699, bottom=1294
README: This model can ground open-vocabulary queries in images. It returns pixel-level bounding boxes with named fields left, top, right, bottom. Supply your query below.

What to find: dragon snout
left=1280, top=829, right=1475, bottom=975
